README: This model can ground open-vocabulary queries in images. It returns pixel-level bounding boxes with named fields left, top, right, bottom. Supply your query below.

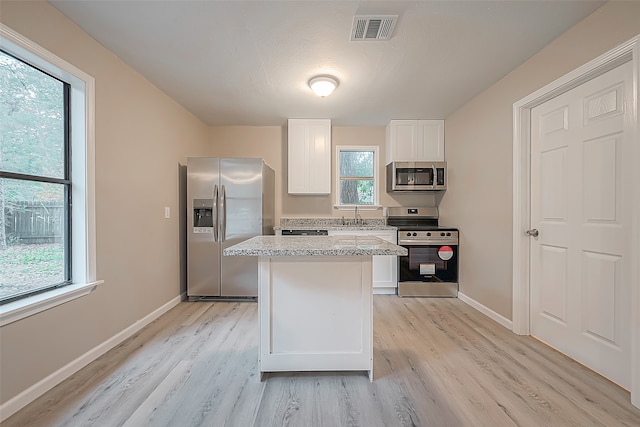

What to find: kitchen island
left=223, top=235, right=407, bottom=381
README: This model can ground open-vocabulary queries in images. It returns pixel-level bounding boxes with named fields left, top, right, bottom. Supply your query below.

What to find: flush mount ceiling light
left=308, top=75, right=339, bottom=97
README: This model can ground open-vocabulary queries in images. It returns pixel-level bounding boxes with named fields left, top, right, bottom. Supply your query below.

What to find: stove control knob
left=440, top=232, right=445, bottom=236
left=427, top=232, right=431, bottom=236
left=406, top=232, right=412, bottom=237
left=413, top=232, right=417, bottom=236
left=446, top=232, right=451, bottom=236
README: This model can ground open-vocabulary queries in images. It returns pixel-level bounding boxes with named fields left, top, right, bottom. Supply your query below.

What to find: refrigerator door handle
left=220, top=185, right=226, bottom=242
left=213, top=184, right=219, bottom=242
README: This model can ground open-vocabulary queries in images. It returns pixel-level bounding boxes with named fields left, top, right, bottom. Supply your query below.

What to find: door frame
left=512, top=35, right=640, bottom=407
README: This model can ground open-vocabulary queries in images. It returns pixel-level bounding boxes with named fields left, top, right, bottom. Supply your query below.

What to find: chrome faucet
left=354, top=205, right=363, bottom=225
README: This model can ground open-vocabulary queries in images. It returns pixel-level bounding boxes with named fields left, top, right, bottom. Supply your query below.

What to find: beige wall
left=208, top=126, right=285, bottom=221
left=0, top=1, right=210, bottom=403
left=439, top=1, right=640, bottom=320
left=208, top=125, right=433, bottom=221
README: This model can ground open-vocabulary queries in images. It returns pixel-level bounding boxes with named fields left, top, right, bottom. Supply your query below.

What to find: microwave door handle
left=213, top=185, right=219, bottom=242
left=432, top=165, right=437, bottom=186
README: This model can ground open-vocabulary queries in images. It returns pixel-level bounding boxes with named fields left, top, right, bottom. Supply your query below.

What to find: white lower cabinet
left=327, top=229, right=398, bottom=294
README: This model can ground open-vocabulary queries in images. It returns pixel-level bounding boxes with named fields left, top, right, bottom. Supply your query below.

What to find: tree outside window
left=337, top=147, right=378, bottom=206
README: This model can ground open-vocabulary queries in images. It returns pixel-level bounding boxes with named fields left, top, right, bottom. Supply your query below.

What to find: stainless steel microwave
left=386, top=161, right=447, bottom=192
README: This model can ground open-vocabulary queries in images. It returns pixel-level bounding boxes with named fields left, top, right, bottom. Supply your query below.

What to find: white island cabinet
left=223, top=235, right=407, bottom=381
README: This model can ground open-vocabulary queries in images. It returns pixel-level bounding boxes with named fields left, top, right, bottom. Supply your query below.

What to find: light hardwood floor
left=4, top=297, right=640, bottom=426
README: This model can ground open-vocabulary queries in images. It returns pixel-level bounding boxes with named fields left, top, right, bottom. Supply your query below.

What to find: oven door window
left=399, top=245, right=458, bottom=282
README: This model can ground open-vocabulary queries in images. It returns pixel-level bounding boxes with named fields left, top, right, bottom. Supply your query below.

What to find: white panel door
left=530, top=60, right=632, bottom=388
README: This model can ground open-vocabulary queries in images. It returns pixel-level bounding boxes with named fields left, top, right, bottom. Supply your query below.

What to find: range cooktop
left=385, top=206, right=457, bottom=231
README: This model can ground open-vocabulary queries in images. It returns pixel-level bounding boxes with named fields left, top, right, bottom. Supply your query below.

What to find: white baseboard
left=458, top=292, right=513, bottom=330
left=0, top=294, right=183, bottom=422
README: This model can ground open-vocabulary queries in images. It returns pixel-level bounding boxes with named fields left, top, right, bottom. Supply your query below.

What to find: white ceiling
left=50, top=1, right=605, bottom=126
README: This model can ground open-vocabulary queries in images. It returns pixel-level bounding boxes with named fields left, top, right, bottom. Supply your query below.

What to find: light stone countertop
left=275, top=217, right=396, bottom=231
left=275, top=225, right=397, bottom=231
left=223, top=235, right=407, bottom=257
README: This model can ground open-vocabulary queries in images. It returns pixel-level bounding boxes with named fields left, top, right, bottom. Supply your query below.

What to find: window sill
left=0, top=280, right=104, bottom=327
left=334, top=205, right=382, bottom=211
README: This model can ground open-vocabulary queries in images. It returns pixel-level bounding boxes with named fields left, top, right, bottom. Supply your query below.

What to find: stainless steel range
left=386, top=207, right=459, bottom=297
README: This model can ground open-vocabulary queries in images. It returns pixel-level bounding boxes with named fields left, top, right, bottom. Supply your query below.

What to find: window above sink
left=335, top=145, right=381, bottom=210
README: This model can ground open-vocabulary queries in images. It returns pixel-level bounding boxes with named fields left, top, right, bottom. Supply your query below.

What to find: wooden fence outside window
left=3, top=201, right=64, bottom=244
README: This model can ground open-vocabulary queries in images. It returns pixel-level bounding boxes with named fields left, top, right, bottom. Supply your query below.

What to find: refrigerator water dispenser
left=193, top=199, right=213, bottom=232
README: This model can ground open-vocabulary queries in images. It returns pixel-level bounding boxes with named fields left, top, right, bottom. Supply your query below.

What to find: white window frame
left=334, top=145, right=381, bottom=210
left=0, top=24, right=102, bottom=326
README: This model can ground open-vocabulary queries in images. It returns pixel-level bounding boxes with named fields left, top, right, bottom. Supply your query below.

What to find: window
left=336, top=146, right=379, bottom=207
left=0, top=24, right=99, bottom=323
left=0, top=50, right=71, bottom=303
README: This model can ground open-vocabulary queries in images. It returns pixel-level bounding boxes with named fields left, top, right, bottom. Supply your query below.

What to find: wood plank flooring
left=4, top=297, right=640, bottom=426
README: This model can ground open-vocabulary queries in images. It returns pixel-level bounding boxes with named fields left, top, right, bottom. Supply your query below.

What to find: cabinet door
left=307, top=120, right=331, bottom=194
left=417, top=120, right=445, bottom=161
left=287, top=119, right=308, bottom=194
left=386, top=120, right=418, bottom=163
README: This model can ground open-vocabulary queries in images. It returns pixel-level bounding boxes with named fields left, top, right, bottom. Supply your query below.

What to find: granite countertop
left=275, top=218, right=396, bottom=231
left=223, top=236, right=408, bottom=257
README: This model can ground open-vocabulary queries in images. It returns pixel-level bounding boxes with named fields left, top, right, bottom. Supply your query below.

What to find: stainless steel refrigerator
left=187, top=157, right=275, bottom=299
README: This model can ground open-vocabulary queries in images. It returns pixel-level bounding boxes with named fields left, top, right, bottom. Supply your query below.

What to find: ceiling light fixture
left=308, top=75, right=339, bottom=97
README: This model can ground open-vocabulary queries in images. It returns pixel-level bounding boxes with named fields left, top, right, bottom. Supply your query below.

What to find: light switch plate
left=164, top=207, right=170, bottom=219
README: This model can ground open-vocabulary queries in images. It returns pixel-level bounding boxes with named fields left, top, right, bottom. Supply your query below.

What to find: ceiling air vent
left=351, top=15, right=398, bottom=41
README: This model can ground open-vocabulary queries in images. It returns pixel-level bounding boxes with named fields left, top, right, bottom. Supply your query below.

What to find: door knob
left=526, top=229, right=539, bottom=237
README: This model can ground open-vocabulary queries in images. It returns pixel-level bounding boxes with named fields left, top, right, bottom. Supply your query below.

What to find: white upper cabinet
left=385, top=119, right=445, bottom=164
left=288, top=119, right=331, bottom=194
left=417, top=120, right=445, bottom=161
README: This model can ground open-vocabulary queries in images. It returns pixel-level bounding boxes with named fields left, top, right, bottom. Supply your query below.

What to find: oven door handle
left=398, top=239, right=458, bottom=246
left=398, top=239, right=420, bottom=245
